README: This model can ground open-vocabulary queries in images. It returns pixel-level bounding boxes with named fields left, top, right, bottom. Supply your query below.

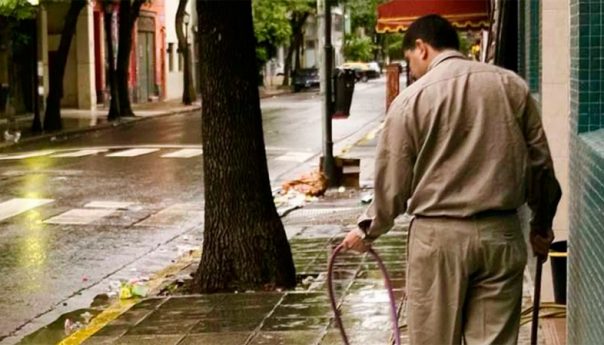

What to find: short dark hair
left=402, top=14, right=460, bottom=52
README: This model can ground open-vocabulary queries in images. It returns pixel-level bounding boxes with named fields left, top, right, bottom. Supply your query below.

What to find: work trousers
left=406, top=214, right=527, bottom=345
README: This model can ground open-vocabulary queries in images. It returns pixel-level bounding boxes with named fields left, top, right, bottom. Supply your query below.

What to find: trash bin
left=549, top=240, right=567, bottom=305
left=332, top=68, right=356, bottom=119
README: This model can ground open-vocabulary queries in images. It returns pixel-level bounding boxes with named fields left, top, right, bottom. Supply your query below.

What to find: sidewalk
left=68, top=198, right=544, bottom=345
left=52, top=127, right=560, bottom=345
left=0, top=99, right=201, bottom=152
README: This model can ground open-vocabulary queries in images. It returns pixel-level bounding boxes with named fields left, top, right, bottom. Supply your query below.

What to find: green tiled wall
left=524, top=0, right=541, bottom=95
left=568, top=130, right=604, bottom=345
left=571, top=0, right=604, bottom=133
left=569, top=0, right=604, bottom=343
left=517, top=0, right=526, bottom=77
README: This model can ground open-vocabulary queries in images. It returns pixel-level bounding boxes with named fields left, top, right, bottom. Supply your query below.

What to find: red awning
left=376, top=0, right=491, bottom=33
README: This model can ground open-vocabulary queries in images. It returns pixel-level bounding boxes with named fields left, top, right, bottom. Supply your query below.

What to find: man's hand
left=341, top=230, right=369, bottom=253
left=530, top=228, right=555, bottom=262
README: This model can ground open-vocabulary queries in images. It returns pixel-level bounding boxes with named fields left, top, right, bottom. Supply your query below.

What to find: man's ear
left=415, top=39, right=428, bottom=60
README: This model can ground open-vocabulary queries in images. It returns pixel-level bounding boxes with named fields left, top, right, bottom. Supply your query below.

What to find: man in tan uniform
left=342, top=15, right=561, bottom=345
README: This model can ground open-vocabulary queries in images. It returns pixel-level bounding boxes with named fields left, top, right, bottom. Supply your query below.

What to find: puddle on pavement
left=16, top=292, right=115, bottom=345
left=17, top=308, right=102, bottom=345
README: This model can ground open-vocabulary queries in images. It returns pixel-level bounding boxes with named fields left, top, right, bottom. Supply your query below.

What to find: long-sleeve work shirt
left=358, top=50, right=562, bottom=240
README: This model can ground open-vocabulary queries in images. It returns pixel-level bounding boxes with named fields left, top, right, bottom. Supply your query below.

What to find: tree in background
left=115, top=0, right=146, bottom=117
left=383, top=32, right=404, bottom=62
left=102, top=0, right=147, bottom=121
left=343, top=0, right=385, bottom=61
left=343, top=34, right=374, bottom=62
left=281, top=0, right=314, bottom=87
left=252, top=0, right=291, bottom=79
left=0, top=0, right=37, bottom=124
left=44, top=0, right=87, bottom=130
left=194, top=0, right=296, bottom=292
left=175, top=0, right=196, bottom=105
left=101, top=0, right=120, bottom=120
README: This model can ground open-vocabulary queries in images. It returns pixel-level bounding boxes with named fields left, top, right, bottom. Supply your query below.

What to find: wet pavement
left=0, top=79, right=388, bottom=343
left=71, top=206, right=540, bottom=345
left=0, top=74, right=552, bottom=344
left=80, top=215, right=411, bottom=345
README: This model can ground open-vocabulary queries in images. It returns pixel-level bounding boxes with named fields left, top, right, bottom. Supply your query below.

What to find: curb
left=57, top=249, right=201, bottom=345
left=0, top=106, right=201, bottom=153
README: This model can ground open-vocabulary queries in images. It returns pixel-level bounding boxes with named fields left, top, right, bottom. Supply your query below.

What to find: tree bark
left=282, top=12, right=309, bottom=87
left=116, top=0, right=144, bottom=117
left=194, top=0, right=296, bottom=293
left=176, top=0, right=196, bottom=105
left=104, top=8, right=120, bottom=120
left=294, top=40, right=301, bottom=71
left=44, top=0, right=86, bottom=131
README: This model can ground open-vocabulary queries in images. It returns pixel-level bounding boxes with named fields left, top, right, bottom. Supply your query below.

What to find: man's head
left=403, top=15, right=460, bottom=79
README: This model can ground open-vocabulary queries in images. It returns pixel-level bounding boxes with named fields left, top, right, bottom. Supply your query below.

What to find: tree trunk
left=282, top=12, right=309, bottom=87
left=176, top=0, right=196, bottom=105
left=104, top=9, right=120, bottom=120
left=116, top=0, right=144, bottom=117
left=294, top=41, right=301, bottom=71
left=194, top=0, right=296, bottom=293
left=44, top=0, right=86, bottom=131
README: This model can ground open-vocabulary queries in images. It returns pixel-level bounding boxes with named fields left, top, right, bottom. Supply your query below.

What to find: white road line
left=0, top=198, right=54, bottom=222
left=275, top=152, right=315, bottom=162
left=106, top=148, right=159, bottom=157
left=84, top=201, right=134, bottom=209
left=135, top=204, right=203, bottom=227
left=51, top=149, right=108, bottom=158
left=0, top=151, right=55, bottom=160
left=43, top=208, right=115, bottom=225
left=161, top=149, right=203, bottom=158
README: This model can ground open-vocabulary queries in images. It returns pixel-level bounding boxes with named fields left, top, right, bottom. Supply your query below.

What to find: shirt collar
left=428, top=50, right=467, bottom=72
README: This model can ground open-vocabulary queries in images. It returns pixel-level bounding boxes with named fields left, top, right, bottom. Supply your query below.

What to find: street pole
left=183, top=13, right=192, bottom=105
left=32, top=5, right=44, bottom=132
left=322, top=0, right=336, bottom=185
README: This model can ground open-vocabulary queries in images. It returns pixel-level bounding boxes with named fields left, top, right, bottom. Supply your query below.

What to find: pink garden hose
left=327, top=244, right=401, bottom=345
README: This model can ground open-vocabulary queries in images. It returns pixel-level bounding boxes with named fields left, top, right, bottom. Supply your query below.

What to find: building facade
left=518, top=0, right=604, bottom=343
left=163, top=0, right=196, bottom=100
left=31, top=0, right=169, bottom=114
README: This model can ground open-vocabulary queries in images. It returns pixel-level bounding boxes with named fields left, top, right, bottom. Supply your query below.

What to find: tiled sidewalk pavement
left=82, top=221, right=409, bottom=345
left=82, top=212, right=542, bottom=345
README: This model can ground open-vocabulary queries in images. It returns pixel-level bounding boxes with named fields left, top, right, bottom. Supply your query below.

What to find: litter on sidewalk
left=119, top=280, right=149, bottom=299
left=281, top=170, right=328, bottom=197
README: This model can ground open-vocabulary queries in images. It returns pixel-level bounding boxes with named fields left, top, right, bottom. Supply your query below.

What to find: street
left=0, top=78, right=386, bottom=343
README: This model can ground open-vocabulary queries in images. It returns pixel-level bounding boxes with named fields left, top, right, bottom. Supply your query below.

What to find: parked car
left=338, top=62, right=380, bottom=82
left=367, top=61, right=382, bottom=78
left=292, top=68, right=320, bottom=92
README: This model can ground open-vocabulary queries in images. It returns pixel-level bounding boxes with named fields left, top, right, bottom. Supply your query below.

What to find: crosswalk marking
left=0, top=198, right=54, bottom=222
left=44, top=208, right=116, bottom=225
left=51, top=149, right=108, bottom=158
left=106, top=148, right=159, bottom=157
left=161, top=149, right=203, bottom=158
left=0, top=146, right=315, bottom=161
left=275, top=151, right=315, bottom=162
left=135, top=203, right=203, bottom=227
left=84, top=201, right=134, bottom=209
left=0, top=151, right=55, bottom=160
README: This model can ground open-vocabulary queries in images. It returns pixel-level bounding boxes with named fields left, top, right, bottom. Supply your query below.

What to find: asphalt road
left=0, top=78, right=387, bottom=344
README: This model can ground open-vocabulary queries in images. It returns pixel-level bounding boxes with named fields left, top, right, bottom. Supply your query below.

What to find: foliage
left=458, top=32, right=470, bottom=55
left=344, top=0, right=382, bottom=35
left=383, top=32, right=404, bottom=60
left=342, top=0, right=387, bottom=62
left=0, top=0, right=37, bottom=20
left=343, top=33, right=374, bottom=62
left=252, top=0, right=291, bottom=67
